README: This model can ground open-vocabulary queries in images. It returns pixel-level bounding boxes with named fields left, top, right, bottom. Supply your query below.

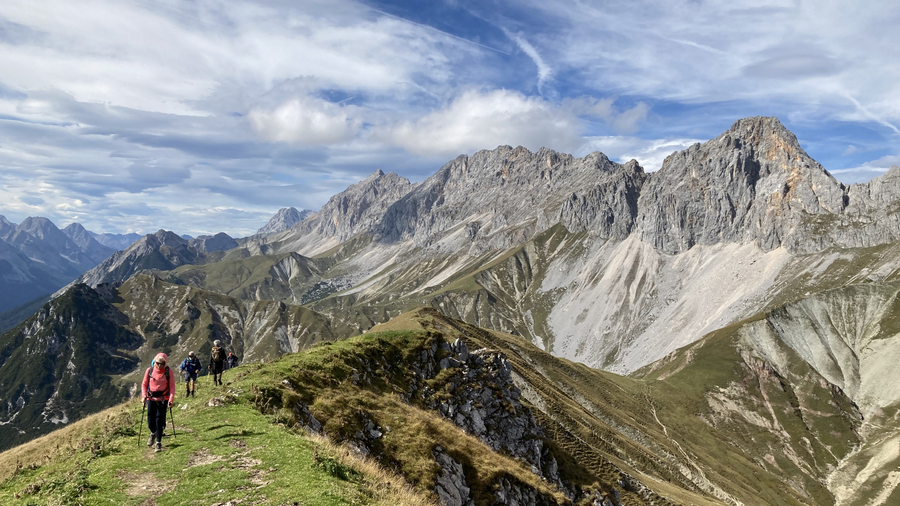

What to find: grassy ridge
left=0, top=364, right=433, bottom=505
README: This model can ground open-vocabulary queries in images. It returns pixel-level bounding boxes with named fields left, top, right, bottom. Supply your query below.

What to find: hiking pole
left=137, top=400, right=146, bottom=447
left=168, top=403, right=177, bottom=439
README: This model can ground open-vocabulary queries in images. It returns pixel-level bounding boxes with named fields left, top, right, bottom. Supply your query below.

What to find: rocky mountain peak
left=62, top=222, right=115, bottom=263
left=292, top=170, right=415, bottom=245
left=62, top=223, right=92, bottom=247
left=635, top=116, right=846, bottom=253
left=150, top=229, right=189, bottom=248
left=6, top=216, right=84, bottom=261
left=256, top=207, right=313, bottom=236
left=377, top=144, right=643, bottom=247
left=16, top=216, right=61, bottom=238
left=0, top=215, right=16, bottom=239
left=189, top=232, right=238, bottom=253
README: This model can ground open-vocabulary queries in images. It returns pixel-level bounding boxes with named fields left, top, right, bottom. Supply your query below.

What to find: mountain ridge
left=57, top=117, right=900, bottom=375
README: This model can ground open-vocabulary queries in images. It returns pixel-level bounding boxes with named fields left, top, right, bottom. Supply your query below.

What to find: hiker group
left=140, top=340, right=240, bottom=452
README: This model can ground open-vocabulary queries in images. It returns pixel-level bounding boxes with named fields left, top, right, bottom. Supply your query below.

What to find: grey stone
left=433, top=447, right=473, bottom=506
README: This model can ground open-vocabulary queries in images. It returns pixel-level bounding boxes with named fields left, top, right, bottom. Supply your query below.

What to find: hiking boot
left=147, top=435, right=154, bottom=447
left=155, top=442, right=162, bottom=453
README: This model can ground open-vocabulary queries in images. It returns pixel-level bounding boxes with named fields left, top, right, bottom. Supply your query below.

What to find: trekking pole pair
left=136, top=400, right=177, bottom=447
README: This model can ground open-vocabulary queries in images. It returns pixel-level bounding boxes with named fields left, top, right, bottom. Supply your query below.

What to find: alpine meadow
left=2, top=1, right=900, bottom=505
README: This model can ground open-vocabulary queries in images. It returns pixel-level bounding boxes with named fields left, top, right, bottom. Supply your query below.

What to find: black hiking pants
left=147, top=400, right=168, bottom=443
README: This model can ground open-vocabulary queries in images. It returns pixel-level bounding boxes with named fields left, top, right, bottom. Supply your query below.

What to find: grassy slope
left=637, top=317, right=863, bottom=506
left=0, top=365, right=433, bottom=506
left=0, top=324, right=574, bottom=506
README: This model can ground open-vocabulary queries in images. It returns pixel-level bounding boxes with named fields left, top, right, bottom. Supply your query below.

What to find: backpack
left=211, top=346, right=225, bottom=363
left=144, top=365, right=171, bottom=398
left=181, top=357, right=200, bottom=373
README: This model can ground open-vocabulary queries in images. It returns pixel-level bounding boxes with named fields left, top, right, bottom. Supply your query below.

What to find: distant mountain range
left=0, top=216, right=115, bottom=314
left=0, top=215, right=269, bottom=321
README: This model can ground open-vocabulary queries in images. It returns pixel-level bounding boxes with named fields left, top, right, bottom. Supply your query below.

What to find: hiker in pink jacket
left=141, top=352, right=176, bottom=452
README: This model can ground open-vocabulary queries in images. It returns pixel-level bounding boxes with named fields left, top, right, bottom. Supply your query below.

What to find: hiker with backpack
left=179, top=351, right=201, bottom=397
left=209, top=340, right=226, bottom=386
left=141, top=353, right=175, bottom=452
left=226, top=352, right=239, bottom=370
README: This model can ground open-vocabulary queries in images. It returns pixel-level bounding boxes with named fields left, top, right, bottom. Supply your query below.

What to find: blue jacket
left=180, top=356, right=201, bottom=374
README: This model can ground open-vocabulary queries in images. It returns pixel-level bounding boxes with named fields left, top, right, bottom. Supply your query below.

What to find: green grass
left=0, top=375, right=433, bottom=506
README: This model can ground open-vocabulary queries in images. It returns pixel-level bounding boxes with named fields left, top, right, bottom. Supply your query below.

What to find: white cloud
left=248, top=96, right=361, bottom=145
left=831, top=152, right=900, bottom=184
left=384, top=89, right=584, bottom=156
left=522, top=0, right=900, bottom=125
left=0, top=0, right=464, bottom=116
left=564, top=96, right=650, bottom=134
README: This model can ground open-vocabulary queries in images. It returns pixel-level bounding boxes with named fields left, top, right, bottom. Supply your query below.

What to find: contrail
left=843, top=92, right=900, bottom=135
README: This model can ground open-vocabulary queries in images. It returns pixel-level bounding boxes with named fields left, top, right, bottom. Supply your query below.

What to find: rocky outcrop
left=349, top=334, right=568, bottom=499
left=255, top=207, right=313, bottom=236
left=433, top=446, right=475, bottom=506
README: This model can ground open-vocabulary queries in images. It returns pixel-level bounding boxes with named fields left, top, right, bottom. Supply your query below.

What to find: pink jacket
left=141, top=365, right=176, bottom=403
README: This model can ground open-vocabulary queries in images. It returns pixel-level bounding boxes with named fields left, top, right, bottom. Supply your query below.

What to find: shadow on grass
left=205, top=424, right=238, bottom=432
left=213, top=430, right=264, bottom=440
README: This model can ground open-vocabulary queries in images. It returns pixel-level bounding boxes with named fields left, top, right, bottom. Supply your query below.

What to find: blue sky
left=1, top=0, right=899, bottom=237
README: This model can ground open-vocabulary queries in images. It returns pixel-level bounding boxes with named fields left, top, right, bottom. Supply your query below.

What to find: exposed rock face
left=263, top=117, right=899, bottom=260
left=65, top=230, right=207, bottom=291
left=433, top=446, right=474, bottom=506
left=377, top=147, right=644, bottom=251
left=256, top=207, right=313, bottom=236
left=62, top=223, right=116, bottom=264
left=349, top=333, right=566, bottom=497
left=268, top=170, right=416, bottom=255
left=635, top=117, right=846, bottom=254
left=559, top=159, right=646, bottom=239
left=189, top=232, right=238, bottom=252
